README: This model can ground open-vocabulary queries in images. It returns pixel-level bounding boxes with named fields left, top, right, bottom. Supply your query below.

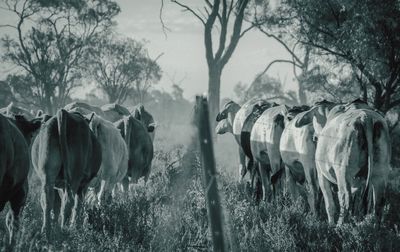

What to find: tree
left=267, top=0, right=400, bottom=112
left=1, top=73, right=38, bottom=109
left=234, top=75, right=299, bottom=105
left=169, top=0, right=254, bottom=131
left=0, top=79, right=15, bottom=107
left=0, top=0, right=120, bottom=113
left=86, top=34, right=162, bottom=104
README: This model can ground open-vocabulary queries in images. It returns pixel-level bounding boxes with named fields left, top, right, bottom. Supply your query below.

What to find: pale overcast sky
left=0, top=0, right=297, bottom=101
left=114, top=0, right=296, bottom=100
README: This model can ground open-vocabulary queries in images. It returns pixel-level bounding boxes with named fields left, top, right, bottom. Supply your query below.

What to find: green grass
left=1, top=126, right=400, bottom=251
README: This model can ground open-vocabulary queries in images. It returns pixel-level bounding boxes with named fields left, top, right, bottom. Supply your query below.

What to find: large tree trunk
left=44, top=95, right=53, bottom=115
left=298, top=84, right=307, bottom=105
left=208, top=66, right=221, bottom=138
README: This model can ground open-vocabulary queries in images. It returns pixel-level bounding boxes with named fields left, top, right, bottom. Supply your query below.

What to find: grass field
left=1, top=124, right=400, bottom=251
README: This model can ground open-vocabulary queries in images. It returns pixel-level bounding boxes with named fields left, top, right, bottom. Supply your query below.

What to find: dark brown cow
left=0, top=113, right=41, bottom=242
left=31, top=109, right=102, bottom=237
left=114, top=115, right=153, bottom=189
left=131, top=104, right=156, bottom=142
left=102, top=103, right=156, bottom=141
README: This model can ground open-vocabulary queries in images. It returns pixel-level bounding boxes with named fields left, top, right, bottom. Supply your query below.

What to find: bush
left=1, top=137, right=400, bottom=251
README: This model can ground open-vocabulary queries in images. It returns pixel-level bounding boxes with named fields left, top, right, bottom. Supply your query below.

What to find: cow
left=296, top=99, right=390, bottom=224
left=0, top=102, right=34, bottom=120
left=216, top=99, right=272, bottom=181
left=31, top=109, right=102, bottom=237
left=0, top=113, right=41, bottom=242
left=114, top=115, right=153, bottom=190
left=64, top=101, right=105, bottom=118
left=279, top=106, right=321, bottom=214
left=101, top=103, right=131, bottom=122
left=131, top=104, right=156, bottom=142
left=86, top=113, right=128, bottom=205
left=250, top=104, right=289, bottom=200
left=102, top=103, right=156, bottom=141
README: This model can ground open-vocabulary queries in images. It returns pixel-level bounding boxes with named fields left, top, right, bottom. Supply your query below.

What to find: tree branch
left=255, top=59, right=302, bottom=82
left=171, top=0, right=206, bottom=25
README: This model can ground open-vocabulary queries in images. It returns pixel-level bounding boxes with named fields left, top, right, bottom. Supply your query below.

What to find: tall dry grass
left=0, top=123, right=399, bottom=251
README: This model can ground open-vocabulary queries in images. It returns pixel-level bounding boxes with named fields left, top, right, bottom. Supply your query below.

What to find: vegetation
left=254, top=0, right=400, bottom=111
left=169, top=0, right=255, bottom=133
left=1, top=124, right=400, bottom=251
left=0, top=0, right=120, bottom=113
left=85, top=34, right=162, bottom=104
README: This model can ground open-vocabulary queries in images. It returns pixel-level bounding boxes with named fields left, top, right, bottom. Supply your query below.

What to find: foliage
left=261, top=0, right=400, bottom=111
left=170, top=0, right=254, bottom=135
left=234, top=75, right=298, bottom=105
left=86, top=34, right=162, bottom=104
left=141, top=89, right=193, bottom=127
left=2, top=126, right=400, bottom=251
left=0, top=0, right=120, bottom=113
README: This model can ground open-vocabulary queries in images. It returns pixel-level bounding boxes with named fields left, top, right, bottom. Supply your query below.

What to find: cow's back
left=64, top=112, right=101, bottom=190
left=250, top=105, right=288, bottom=163
left=316, top=108, right=390, bottom=184
left=232, top=98, right=270, bottom=143
left=90, top=115, right=127, bottom=184
left=116, top=116, right=153, bottom=182
left=280, top=114, right=316, bottom=178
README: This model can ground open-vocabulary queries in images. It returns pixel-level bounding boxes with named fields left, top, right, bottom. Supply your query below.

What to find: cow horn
left=88, top=113, right=95, bottom=123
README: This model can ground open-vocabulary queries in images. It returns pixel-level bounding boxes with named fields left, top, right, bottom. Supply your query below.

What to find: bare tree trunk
left=208, top=67, right=221, bottom=138
left=45, top=95, right=53, bottom=115
left=298, top=84, right=307, bottom=105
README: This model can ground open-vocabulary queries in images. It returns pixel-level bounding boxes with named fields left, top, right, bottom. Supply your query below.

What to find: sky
left=114, top=0, right=297, bottom=100
left=0, top=0, right=297, bottom=101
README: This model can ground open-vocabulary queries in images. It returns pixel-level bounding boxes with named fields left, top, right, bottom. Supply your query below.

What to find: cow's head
left=285, top=105, right=310, bottom=122
left=215, top=100, right=240, bottom=135
left=295, top=100, right=336, bottom=135
left=13, top=114, right=43, bottom=145
left=133, top=104, right=156, bottom=132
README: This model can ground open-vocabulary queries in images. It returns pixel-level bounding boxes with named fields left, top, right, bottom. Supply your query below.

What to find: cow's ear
left=6, top=102, right=14, bottom=115
left=30, top=118, right=42, bottom=132
left=88, top=112, right=95, bottom=124
left=134, top=108, right=141, bottom=120
left=14, top=114, right=26, bottom=122
left=294, top=108, right=315, bottom=127
left=36, top=110, right=43, bottom=117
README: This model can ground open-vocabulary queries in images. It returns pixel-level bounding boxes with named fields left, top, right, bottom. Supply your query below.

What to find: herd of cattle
left=216, top=98, right=390, bottom=225
left=0, top=102, right=155, bottom=239
left=0, top=97, right=393, bottom=242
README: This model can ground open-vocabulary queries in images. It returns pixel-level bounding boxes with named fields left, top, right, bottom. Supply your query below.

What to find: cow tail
left=361, top=115, right=373, bottom=214
left=123, top=116, right=132, bottom=177
left=57, top=109, right=71, bottom=185
left=124, top=116, right=132, bottom=148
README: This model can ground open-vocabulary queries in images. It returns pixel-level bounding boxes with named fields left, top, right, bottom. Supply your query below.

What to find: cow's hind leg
left=371, top=179, right=386, bottom=223
left=41, top=181, right=55, bottom=238
left=318, top=171, right=336, bottom=225
left=285, top=164, right=298, bottom=202
left=122, top=176, right=130, bottom=192
left=258, top=162, right=271, bottom=201
left=53, top=188, right=62, bottom=225
left=337, top=174, right=351, bottom=225
left=60, top=188, right=74, bottom=228
left=303, top=160, right=319, bottom=216
left=8, top=181, right=28, bottom=242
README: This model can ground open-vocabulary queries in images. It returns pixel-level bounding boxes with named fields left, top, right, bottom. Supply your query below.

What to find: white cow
left=296, top=99, right=390, bottom=224
left=86, top=113, right=128, bottom=205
